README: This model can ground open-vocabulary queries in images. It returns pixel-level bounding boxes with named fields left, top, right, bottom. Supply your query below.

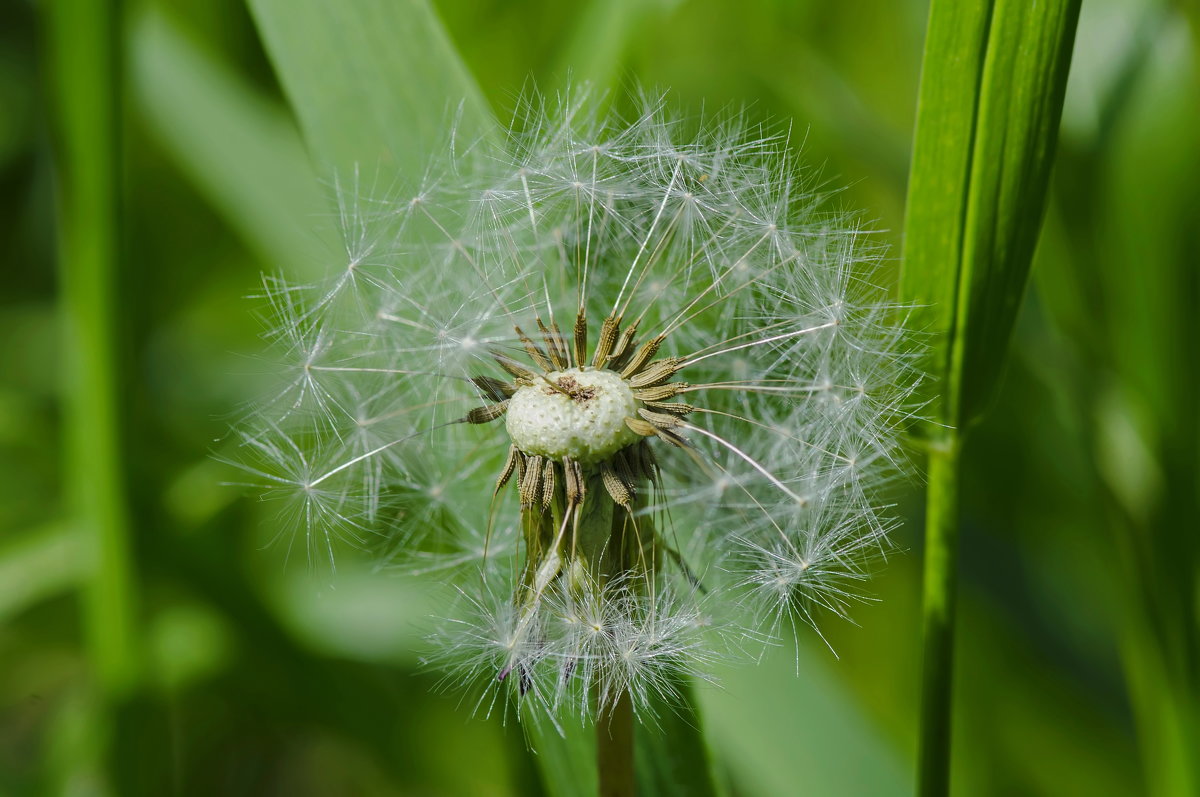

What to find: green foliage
left=45, top=0, right=140, bottom=699
left=525, top=680, right=726, bottom=797
left=527, top=719, right=597, bottom=797
left=1034, top=7, right=1200, bottom=791
left=246, top=0, right=497, bottom=179
left=699, top=643, right=908, bottom=796
left=2, top=0, right=1192, bottom=795
left=634, top=679, right=721, bottom=797
left=549, top=0, right=672, bottom=91
left=132, top=8, right=331, bottom=272
left=901, top=0, right=1081, bottom=794
left=0, top=523, right=83, bottom=624
left=902, top=0, right=1082, bottom=429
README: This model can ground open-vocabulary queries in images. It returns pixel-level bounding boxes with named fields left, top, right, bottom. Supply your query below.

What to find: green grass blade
left=900, top=0, right=993, bottom=426
left=902, top=0, right=1080, bottom=426
left=634, top=676, right=721, bottom=797
left=700, top=642, right=908, bottom=796
left=0, top=522, right=84, bottom=624
left=131, top=8, right=331, bottom=273
left=914, top=442, right=961, bottom=797
left=527, top=718, right=598, bottom=797
left=46, top=0, right=140, bottom=699
left=901, top=1, right=1081, bottom=794
left=952, top=0, right=1083, bottom=424
left=551, top=0, right=667, bottom=91
left=246, top=0, right=497, bottom=180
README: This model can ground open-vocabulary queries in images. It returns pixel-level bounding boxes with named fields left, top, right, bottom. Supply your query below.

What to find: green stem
left=597, top=689, right=635, bottom=797
left=47, top=0, right=139, bottom=696
left=917, top=435, right=961, bottom=797
left=596, top=491, right=636, bottom=797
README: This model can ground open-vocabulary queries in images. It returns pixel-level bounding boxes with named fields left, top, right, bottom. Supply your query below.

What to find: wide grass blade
left=900, top=1, right=992, bottom=417
left=634, top=676, right=721, bottom=797
left=550, top=0, right=668, bottom=91
left=901, top=1, right=1081, bottom=794
left=952, top=0, right=1084, bottom=424
left=246, top=0, right=497, bottom=181
left=700, top=642, right=908, bottom=796
left=131, top=8, right=331, bottom=274
left=527, top=718, right=597, bottom=797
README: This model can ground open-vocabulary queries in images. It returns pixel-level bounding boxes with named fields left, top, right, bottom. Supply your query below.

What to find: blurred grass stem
left=47, top=0, right=139, bottom=697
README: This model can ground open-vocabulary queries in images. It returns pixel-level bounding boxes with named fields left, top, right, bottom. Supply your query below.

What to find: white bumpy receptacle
left=505, top=368, right=641, bottom=465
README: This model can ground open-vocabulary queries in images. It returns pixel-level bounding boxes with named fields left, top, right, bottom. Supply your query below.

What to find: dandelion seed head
left=232, top=86, right=921, bottom=722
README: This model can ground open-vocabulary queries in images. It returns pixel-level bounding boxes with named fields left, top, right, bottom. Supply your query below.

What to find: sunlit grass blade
left=131, top=8, right=332, bottom=274
left=550, top=0, right=666, bottom=91
left=901, top=1, right=1081, bottom=795
left=246, top=0, right=498, bottom=180
left=0, top=522, right=83, bottom=624
left=699, top=642, right=908, bottom=796
left=525, top=717, right=596, bottom=797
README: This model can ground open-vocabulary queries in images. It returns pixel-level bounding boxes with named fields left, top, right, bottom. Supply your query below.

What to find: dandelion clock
left=233, top=89, right=919, bottom=789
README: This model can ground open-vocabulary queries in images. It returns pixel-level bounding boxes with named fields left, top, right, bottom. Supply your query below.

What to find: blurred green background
left=2, top=0, right=1197, bottom=794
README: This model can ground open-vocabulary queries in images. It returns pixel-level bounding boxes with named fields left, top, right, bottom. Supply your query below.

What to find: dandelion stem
left=917, top=435, right=960, bottom=797
left=597, top=689, right=636, bottom=797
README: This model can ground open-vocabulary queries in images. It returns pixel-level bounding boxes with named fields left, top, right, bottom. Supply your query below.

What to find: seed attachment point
left=505, top=368, right=641, bottom=465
